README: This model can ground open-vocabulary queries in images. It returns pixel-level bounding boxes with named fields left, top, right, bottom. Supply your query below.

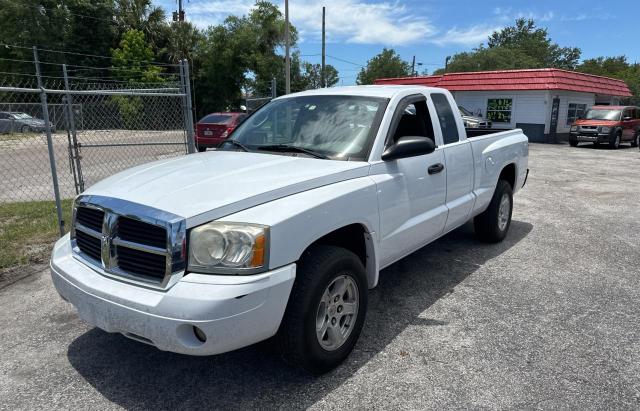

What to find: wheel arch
left=498, top=162, right=517, bottom=189
left=301, top=223, right=379, bottom=289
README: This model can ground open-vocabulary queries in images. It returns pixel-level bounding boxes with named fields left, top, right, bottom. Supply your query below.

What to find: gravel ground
left=0, top=130, right=187, bottom=202
left=1, top=143, right=639, bottom=410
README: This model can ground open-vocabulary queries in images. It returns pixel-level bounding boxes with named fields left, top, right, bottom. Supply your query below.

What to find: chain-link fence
left=245, top=78, right=276, bottom=114
left=0, top=46, right=195, bottom=268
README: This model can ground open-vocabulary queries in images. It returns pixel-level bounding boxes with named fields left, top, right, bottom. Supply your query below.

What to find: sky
left=155, top=0, right=640, bottom=85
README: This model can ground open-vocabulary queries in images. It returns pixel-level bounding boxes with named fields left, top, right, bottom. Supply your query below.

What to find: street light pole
left=285, top=0, right=291, bottom=94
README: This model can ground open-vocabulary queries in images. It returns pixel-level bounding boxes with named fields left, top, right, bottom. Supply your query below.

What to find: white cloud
left=185, top=0, right=435, bottom=46
left=288, top=0, right=435, bottom=46
left=493, top=7, right=555, bottom=23
left=430, top=24, right=502, bottom=46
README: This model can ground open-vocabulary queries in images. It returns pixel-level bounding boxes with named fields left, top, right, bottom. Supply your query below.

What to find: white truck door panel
left=443, top=141, right=475, bottom=232
left=370, top=151, right=447, bottom=268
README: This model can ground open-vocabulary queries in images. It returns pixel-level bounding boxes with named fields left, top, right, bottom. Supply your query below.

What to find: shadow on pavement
left=67, top=220, right=533, bottom=410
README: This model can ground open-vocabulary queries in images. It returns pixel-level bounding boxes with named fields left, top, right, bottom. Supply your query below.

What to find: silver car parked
left=0, top=111, right=55, bottom=134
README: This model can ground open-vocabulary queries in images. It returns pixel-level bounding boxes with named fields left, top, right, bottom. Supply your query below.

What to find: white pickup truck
left=50, top=85, right=528, bottom=374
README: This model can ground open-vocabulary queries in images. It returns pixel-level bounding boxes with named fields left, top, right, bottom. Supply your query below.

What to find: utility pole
left=284, top=0, right=291, bottom=94
left=445, top=56, right=451, bottom=72
left=411, top=55, right=416, bottom=76
left=173, top=0, right=185, bottom=22
left=321, top=6, right=326, bottom=88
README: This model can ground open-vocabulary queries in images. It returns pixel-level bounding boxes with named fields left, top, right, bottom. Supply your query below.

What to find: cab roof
left=590, top=105, right=637, bottom=110
left=274, top=85, right=442, bottom=100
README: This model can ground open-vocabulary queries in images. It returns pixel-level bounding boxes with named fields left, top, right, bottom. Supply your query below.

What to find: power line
left=326, top=54, right=365, bottom=68
left=0, top=43, right=179, bottom=67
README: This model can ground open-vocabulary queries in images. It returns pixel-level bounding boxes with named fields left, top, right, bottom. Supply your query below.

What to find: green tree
left=114, top=0, right=168, bottom=52
left=111, top=29, right=163, bottom=83
left=0, top=0, right=116, bottom=76
left=487, top=19, right=580, bottom=69
left=356, top=48, right=410, bottom=85
left=301, top=62, right=339, bottom=89
left=577, top=56, right=640, bottom=97
left=163, top=22, right=203, bottom=63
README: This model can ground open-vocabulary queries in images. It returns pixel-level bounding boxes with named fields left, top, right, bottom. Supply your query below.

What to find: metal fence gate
left=0, top=46, right=195, bottom=245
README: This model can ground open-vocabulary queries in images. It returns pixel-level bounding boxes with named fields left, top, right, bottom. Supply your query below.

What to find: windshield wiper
left=257, top=144, right=330, bottom=159
left=220, top=139, right=250, bottom=152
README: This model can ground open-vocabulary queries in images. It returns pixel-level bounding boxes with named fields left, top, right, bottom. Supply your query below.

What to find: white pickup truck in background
left=50, top=85, right=529, bottom=374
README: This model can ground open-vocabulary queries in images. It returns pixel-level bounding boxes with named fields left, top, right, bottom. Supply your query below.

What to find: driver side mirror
left=623, top=116, right=632, bottom=121
left=382, top=136, right=436, bottom=161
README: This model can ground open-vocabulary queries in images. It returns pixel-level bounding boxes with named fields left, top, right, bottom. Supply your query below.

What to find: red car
left=196, top=112, right=247, bottom=152
left=569, top=106, right=640, bottom=149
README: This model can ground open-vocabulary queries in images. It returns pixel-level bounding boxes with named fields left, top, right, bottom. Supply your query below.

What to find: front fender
left=218, top=177, right=381, bottom=287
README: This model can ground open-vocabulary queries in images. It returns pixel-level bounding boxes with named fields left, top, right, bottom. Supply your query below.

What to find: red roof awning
left=374, top=68, right=632, bottom=97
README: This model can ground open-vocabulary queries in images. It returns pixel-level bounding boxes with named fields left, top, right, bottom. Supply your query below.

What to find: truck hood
left=83, top=151, right=370, bottom=224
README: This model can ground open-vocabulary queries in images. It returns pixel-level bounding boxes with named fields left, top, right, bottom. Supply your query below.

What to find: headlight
left=188, top=222, right=269, bottom=274
left=600, top=126, right=611, bottom=133
left=570, top=125, right=577, bottom=132
left=464, top=121, right=479, bottom=128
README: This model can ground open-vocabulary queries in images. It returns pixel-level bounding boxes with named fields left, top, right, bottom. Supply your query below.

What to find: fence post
left=181, top=60, right=196, bottom=154
left=33, top=46, right=65, bottom=237
left=271, top=77, right=277, bottom=99
left=62, top=64, right=85, bottom=193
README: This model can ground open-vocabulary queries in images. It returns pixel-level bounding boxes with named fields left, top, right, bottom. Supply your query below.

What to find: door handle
left=428, top=163, right=445, bottom=175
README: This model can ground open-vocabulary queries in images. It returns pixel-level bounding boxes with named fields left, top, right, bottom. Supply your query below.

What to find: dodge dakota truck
left=50, top=85, right=529, bottom=374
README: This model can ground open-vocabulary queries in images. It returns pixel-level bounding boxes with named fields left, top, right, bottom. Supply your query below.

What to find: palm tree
left=115, top=0, right=167, bottom=48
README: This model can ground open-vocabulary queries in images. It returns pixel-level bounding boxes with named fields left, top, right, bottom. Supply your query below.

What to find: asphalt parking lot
left=1, top=143, right=640, bottom=410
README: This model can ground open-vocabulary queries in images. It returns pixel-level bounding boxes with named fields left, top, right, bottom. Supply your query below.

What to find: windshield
left=12, top=113, right=32, bottom=119
left=225, top=95, right=388, bottom=160
left=199, top=114, right=232, bottom=124
left=584, top=109, right=621, bottom=121
left=458, top=105, right=474, bottom=117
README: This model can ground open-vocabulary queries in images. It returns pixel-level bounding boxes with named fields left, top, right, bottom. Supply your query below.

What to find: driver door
left=370, top=95, right=448, bottom=268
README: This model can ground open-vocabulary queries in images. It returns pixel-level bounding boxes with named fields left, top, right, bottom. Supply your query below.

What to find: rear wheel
left=277, top=245, right=368, bottom=374
left=609, top=131, right=621, bottom=149
left=631, top=132, right=639, bottom=148
left=197, top=146, right=206, bottom=152
left=474, top=179, right=513, bottom=243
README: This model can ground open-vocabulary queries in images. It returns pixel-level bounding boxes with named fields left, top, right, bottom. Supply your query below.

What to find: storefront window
left=486, top=98, right=513, bottom=123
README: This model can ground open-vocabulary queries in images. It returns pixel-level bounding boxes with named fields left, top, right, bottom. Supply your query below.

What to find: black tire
left=474, top=179, right=513, bottom=243
left=20, top=125, right=30, bottom=133
left=631, top=132, right=639, bottom=148
left=277, top=245, right=368, bottom=374
left=609, top=131, right=621, bottom=149
left=197, top=146, right=206, bottom=152
left=569, top=140, right=578, bottom=147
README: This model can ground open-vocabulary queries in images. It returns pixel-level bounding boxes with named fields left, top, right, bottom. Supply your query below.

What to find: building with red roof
left=374, top=68, right=632, bottom=143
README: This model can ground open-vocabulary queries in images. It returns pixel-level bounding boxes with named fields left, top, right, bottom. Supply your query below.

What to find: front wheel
left=20, top=125, right=30, bottom=133
left=569, top=140, right=578, bottom=147
left=277, top=245, right=368, bottom=374
left=609, top=132, right=621, bottom=149
left=474, top=179, right=513, bottom=243
left=197, top=146, right=206, bottom=152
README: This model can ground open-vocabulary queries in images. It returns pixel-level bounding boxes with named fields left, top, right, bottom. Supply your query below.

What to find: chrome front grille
left=71, top=195, right=186, bottom=289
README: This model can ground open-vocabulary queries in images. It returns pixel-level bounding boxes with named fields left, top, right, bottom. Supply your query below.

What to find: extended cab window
left=431, top=93, right=460, bottom=145
left=389, top=99, right=435, bottom=144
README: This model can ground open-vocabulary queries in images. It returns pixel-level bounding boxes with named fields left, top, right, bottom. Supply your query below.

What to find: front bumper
left=570, top=132, right=612, bottom=143
left=50, top=234, right=296, bottom=355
